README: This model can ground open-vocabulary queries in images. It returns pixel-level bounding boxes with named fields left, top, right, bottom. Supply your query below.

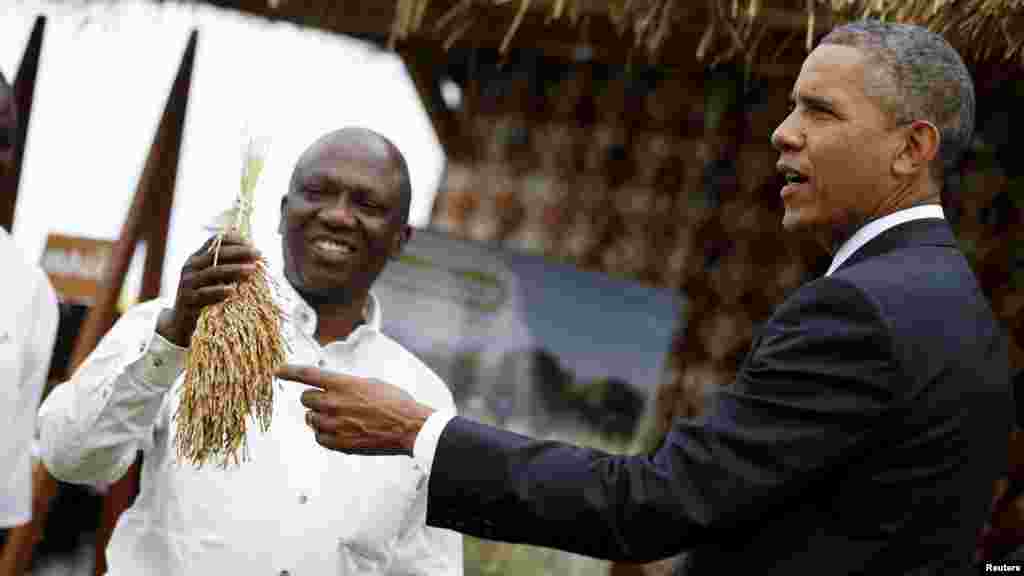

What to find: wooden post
left=0, top=15, right=44, bottom=232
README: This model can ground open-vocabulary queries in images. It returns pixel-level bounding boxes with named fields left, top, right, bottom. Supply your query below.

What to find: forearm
left=38, top=303, right=184, bottom=485
left=426, top=417, right=702, bottom=563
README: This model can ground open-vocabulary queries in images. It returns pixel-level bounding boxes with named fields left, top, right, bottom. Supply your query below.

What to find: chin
left=781, top=207, right=821, bottom=233
left=296, top=281, right=361, bottom=306
left=781, top=212, right=802, bottom=232
left=299, top=275, right=351, bottom=296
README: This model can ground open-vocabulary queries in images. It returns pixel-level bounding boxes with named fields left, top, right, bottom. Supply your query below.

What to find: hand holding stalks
left=157, top=232, right=261, bottom=348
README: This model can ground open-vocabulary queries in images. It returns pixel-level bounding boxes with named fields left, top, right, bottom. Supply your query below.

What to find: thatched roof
left=383, top=0, right=1024, bottom=66
left=832, top=0, right=1024, bottom=62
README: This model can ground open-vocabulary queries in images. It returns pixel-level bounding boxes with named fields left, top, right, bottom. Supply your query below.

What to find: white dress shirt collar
left=273, top=271, right=382, bottom=340
left=826, top=204, right=945, bottom=277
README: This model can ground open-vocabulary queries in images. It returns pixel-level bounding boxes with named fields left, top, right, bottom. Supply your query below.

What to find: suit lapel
left=832, top=218, right=956, bottom=275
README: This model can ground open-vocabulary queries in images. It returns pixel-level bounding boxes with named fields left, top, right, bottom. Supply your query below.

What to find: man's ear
left=391, top=225, right=412, bottom=258
left=278, top=194, right=288, bottom=235
left=894, top=120, right=941, bottom=178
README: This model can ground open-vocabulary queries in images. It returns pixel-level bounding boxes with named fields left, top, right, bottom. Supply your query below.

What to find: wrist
left=402, top=404, right=435, bottom=456
left=156, top=308, right=189, bottom=348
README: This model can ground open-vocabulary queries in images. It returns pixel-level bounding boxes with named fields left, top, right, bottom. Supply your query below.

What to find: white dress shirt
left=825, top=204, right=946, bottom=276
left=38, top=275, right=462, bottom=575
left=412, top=204, right=948, bottom=475
left=0, top=227, right=59, bottom=528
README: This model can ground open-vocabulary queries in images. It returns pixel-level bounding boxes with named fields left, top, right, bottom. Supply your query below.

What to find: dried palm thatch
left=387, top=0, right=1024, bottom=65
left=831, top=0, right=1024, bottom=63
left=174, top=138, right=288, bottom=468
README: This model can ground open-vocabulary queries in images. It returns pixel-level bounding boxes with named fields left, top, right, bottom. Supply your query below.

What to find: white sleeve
left=27, top=273, right=59, bottom=392
left=412, top=410, right=456, bottom=477
left=393, top=378, right=462, bottom=574
left=37, top=300, right=186, bottom=485
left=390, top=365, right=463, bottom=575
left=388, top=515, right=464, bottom=576
left=23, top=274, right=59, bottom=456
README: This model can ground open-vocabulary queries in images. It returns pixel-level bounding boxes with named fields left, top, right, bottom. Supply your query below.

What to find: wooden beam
left=0, top=15, right=45, bottom=231
left=139, top=31, right=197, bottom=301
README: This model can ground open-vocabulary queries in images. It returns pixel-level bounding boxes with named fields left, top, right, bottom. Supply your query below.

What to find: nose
left=771, top=112, right=802, bottom=153
left=317, top=195, right=358, bottom=228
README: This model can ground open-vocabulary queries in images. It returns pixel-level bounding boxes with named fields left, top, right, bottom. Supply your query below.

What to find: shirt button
left=153, top=357, right=164, bottom=367
left=317, top=359, right=325, bottom=368
left=298, top=494, right=308, bottom=504
left=279, top=571, right=291, bottom=576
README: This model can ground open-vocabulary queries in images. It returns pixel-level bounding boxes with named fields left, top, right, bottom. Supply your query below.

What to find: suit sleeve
left=425, top=277, right=900, bottom=562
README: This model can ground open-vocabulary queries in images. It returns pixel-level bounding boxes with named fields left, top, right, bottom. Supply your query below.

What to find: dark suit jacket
left=426, top=219, right=1014, bottom=575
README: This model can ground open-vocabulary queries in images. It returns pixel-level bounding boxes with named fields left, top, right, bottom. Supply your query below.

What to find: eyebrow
left=299, top=171, right=385, bottom=196
left=790, top=92, right=836, bottom=112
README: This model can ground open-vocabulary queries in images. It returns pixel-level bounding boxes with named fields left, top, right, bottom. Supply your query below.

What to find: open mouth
left=782, top=169, right=809, bottom=185
left=311, top=238, right=356, bottom=260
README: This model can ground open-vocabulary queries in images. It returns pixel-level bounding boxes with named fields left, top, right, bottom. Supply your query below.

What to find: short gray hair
left=821, top=20, right=975, bottom=186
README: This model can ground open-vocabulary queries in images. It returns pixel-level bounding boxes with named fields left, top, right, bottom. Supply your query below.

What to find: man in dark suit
left=278, top=20, right=1012, bottom=574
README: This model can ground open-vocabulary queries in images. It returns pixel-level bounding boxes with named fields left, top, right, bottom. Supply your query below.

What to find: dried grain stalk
left=174, top=138, right=287, bottom=469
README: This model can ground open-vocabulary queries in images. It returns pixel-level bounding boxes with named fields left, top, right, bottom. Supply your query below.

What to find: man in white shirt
left=276, top=21, right=1011, bottom=575
left=37, top=127, right=462, bottom=575
left=0, top=70, right=60, bottom=540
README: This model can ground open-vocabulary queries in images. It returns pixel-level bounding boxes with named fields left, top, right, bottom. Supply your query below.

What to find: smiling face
left=771, top=44, right=909, bottom=249
left=279, top=128, right=411, bottom=304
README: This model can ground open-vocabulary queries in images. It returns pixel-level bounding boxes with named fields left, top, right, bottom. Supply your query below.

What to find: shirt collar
left=826, top=204, right=946, bottom=277
left=272, top=271, right=382, bottom=340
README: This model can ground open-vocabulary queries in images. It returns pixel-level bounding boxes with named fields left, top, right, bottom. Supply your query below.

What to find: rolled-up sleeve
left=38, top=300, right=186, bottom=485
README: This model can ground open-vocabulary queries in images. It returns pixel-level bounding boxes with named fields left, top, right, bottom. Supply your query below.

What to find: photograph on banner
left=374, top=227, right=684, bottom=451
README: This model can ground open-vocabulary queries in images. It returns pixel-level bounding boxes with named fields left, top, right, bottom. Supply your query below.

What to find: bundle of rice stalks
left=174, top=138, right=288, bottom=468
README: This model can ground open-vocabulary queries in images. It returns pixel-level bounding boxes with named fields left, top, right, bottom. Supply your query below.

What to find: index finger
left=276, top=363, right=331, bottom=390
